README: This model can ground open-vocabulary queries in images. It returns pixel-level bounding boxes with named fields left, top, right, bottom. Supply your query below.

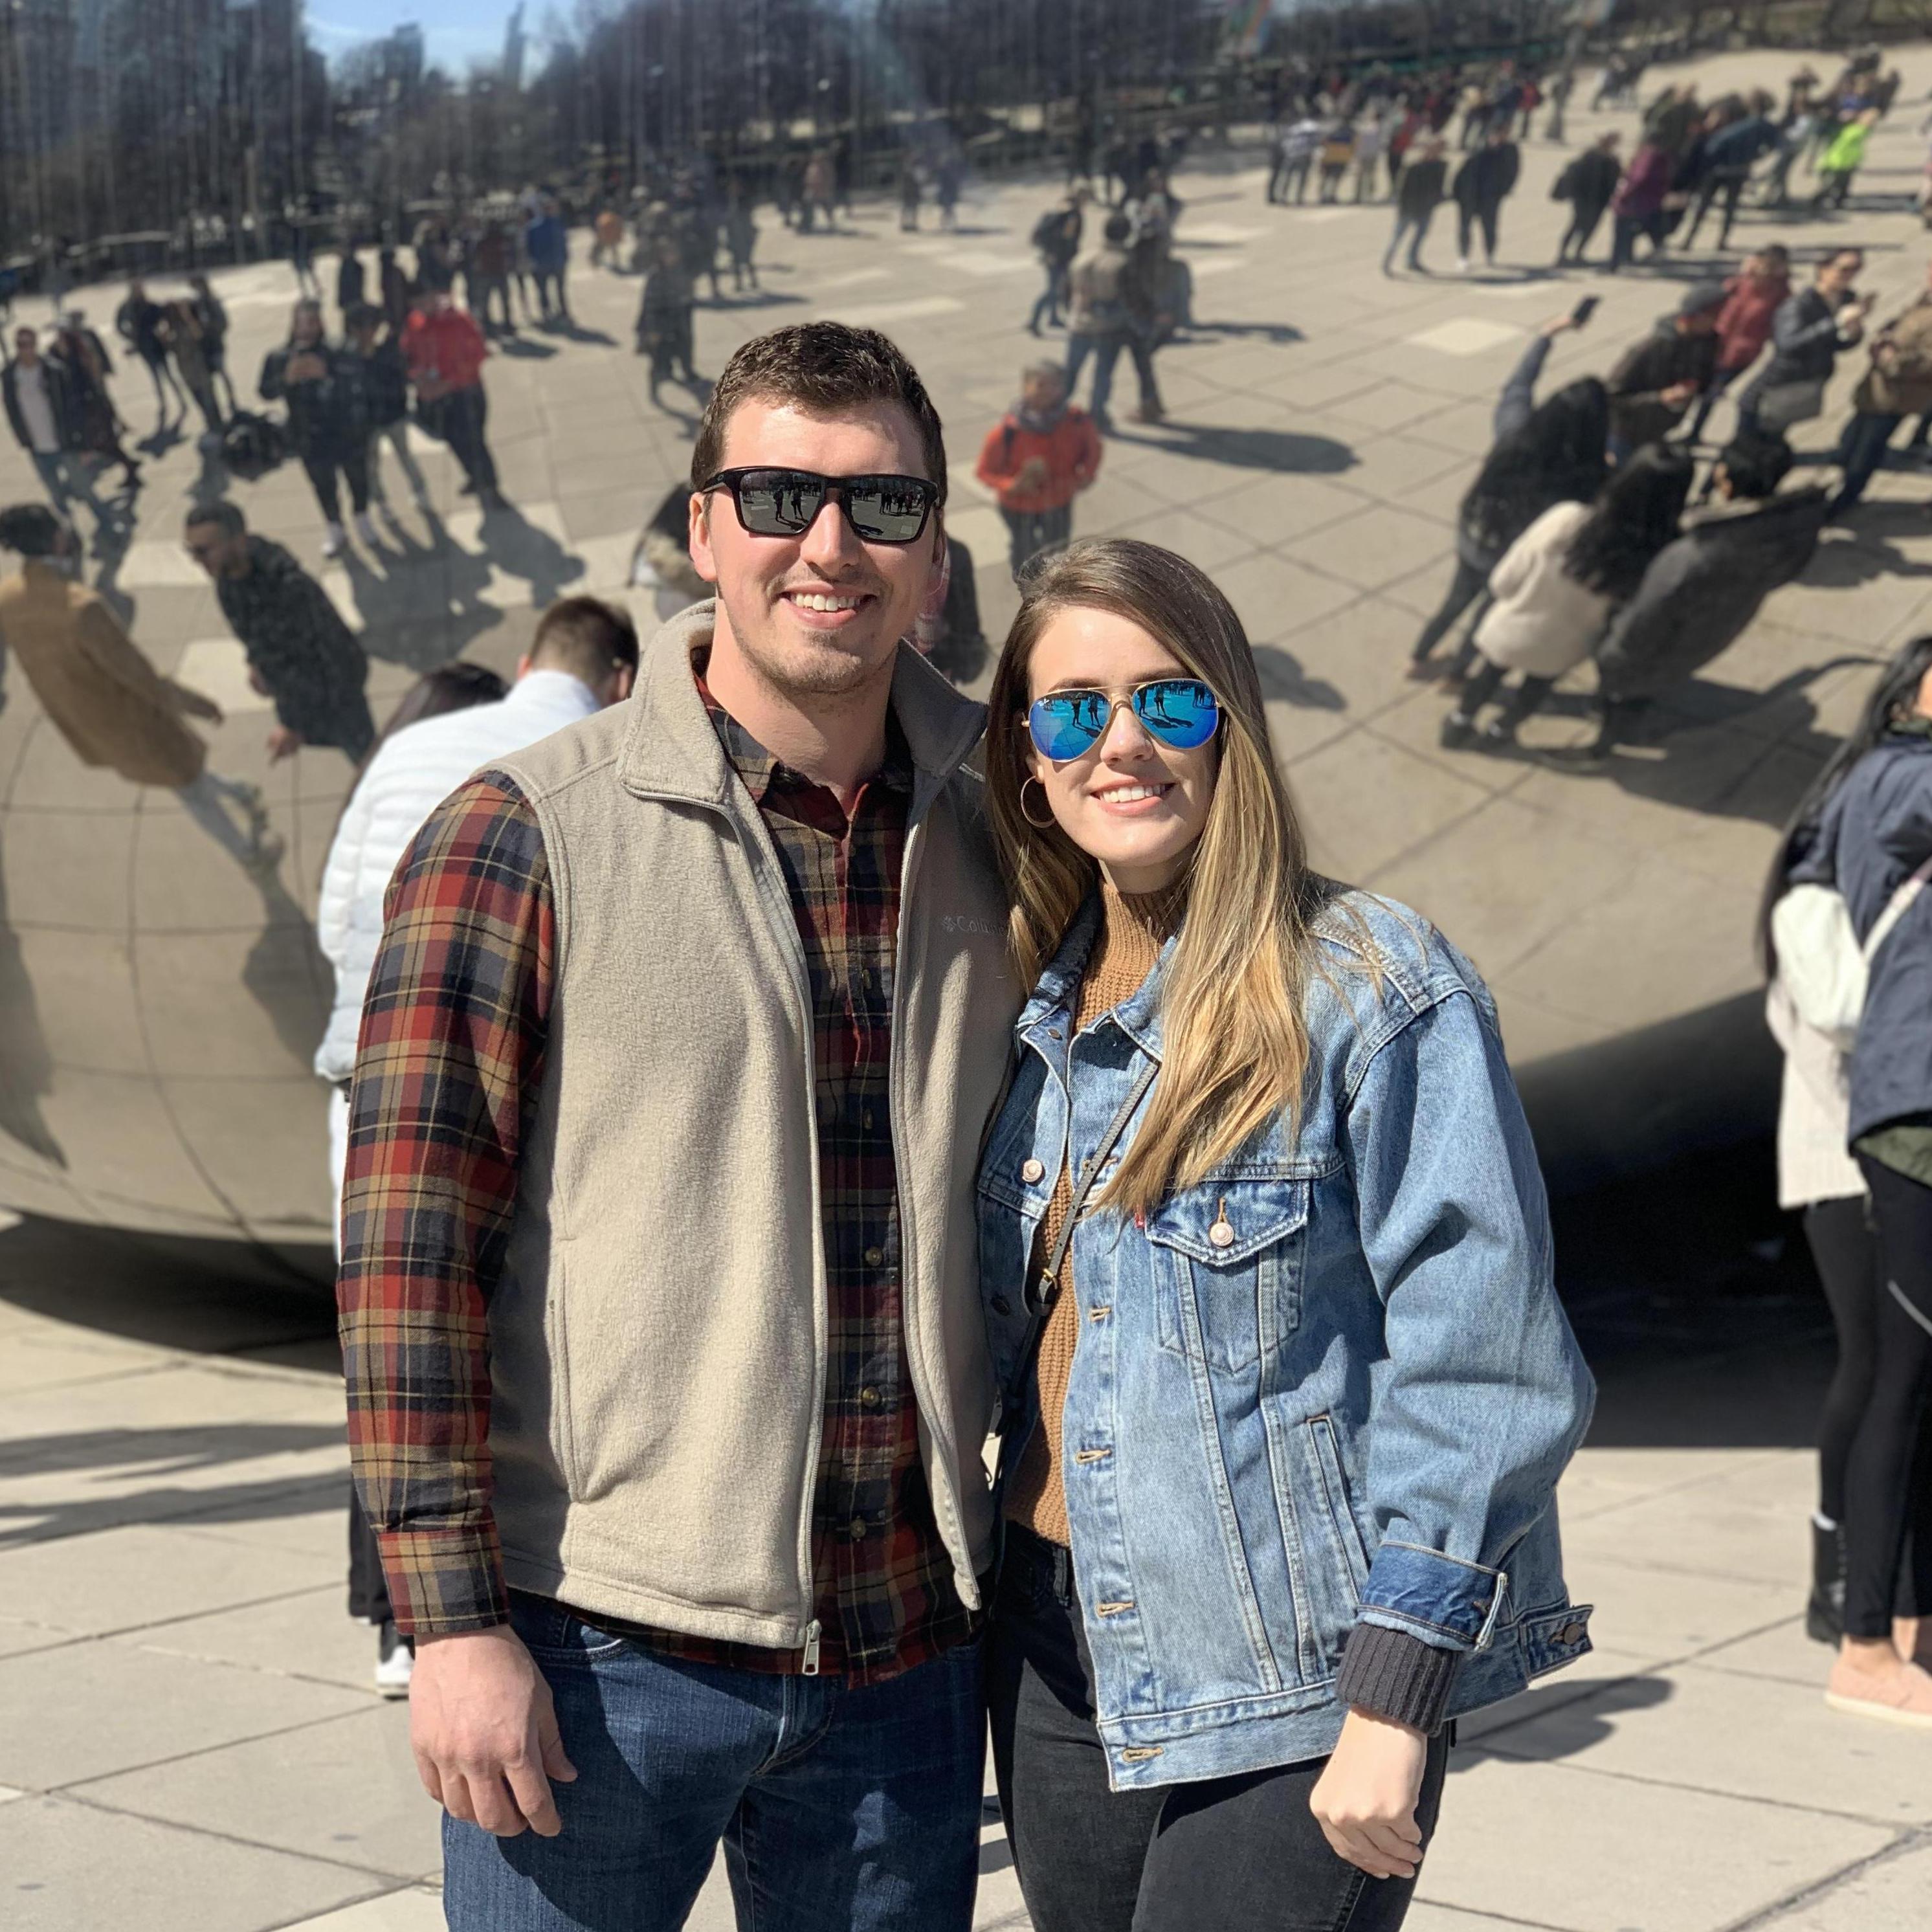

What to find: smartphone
left=1571, top=294, right=1600, bottom=328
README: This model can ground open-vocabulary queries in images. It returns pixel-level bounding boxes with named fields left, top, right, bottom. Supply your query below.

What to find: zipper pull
left=801, top=1621, right=822, bottom=1677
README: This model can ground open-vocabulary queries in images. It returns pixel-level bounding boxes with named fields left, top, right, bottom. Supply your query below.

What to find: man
left=471, top=221, right=516, bottom=335
left=1737, top=249, right=1869, bottom=440
left=3, top=326, right=117, bottom=539
left=1026, top=190, right=1086, bottom=335
left=1269, top=113, right=1324, bottom=205
left=344, top=304, right=430, bottom=527
left=335, top=243, right=366, bottom=320
left=338, top=322, right=1020, bottom=1929
left=1452, top=124, right=1519, bottom=272
left=1065, top=210, right=1159, bottom=434
left=973, top=361, right=1102, bottom=581
left=1682, top=93, right=1779, bottom=250
left=115, top=277, right=186, bottom=432
left=184, top=500, right=374, bottom=764
left=1830, top=260, right=1932, bottom=516
left=0, top=504, right=273, bottom=869
left=47, top=310, right=140, bottom=491
left=1382, top=135, right=1447, bottom=276
left=526, top=196, right=571, bottom=324
left=403, top=285, right=503, bottom=508
left=1553, top=133, right=1622, bottom=266
left=1589, top=432, right=1827, bottom=758
left=1606, top=284, right=1726, bottom=462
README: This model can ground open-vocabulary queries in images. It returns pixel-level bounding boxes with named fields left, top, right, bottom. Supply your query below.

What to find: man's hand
left=170, top=681, right=222, bottom=724
left=1661, top=379, right=1700, bottom=411
left=410, top=1625, right=579, bottom=1838
left=1015, top=456, right=1050, bottom=492
left=1538, top=313, right=1579, bottom=339
left=266, top=725, right=304, bottom=762
left=1309, top=1707, right=1429, bottom=1882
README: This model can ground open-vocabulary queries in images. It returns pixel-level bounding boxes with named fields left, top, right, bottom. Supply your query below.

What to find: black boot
left=1808, top=1518, right=1846, bottom=1646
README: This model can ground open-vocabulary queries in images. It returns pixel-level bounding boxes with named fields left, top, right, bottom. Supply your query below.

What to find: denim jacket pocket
left=1146, top=1177, right=1309, bottom=1373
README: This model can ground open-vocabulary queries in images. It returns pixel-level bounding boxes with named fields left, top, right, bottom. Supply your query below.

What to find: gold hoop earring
left=1020, top=777, right=1056, bottom=831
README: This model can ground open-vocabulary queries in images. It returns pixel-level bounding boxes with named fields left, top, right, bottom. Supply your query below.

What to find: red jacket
left=975, top=405, right=1102, bottom=514
left=1714, top=270, right=1791, bottom=374
left=403, top=305, right=489, bottom=395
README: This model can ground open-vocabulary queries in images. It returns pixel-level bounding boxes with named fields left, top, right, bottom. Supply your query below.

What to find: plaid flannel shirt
left=339, top=675, right=972, bottom=1685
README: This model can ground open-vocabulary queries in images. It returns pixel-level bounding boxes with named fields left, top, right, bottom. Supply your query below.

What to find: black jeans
left=441, top=383, right=499, bottom=496
left=1454, top=654, right=1557, bottom=731
left=1456, top=203, right=1499, bottom=263
left=1834, top=410, right=1904, bottom=511
left=347, top=1484, right=393, bottom=1623
left=302, top=446, right=371, bottom=525
left=1411, top=553, right=1494, bottom=664
left=988, top=1525, right=1450, bottom=1932
left=1842, top=1157, right=1932, bottom=1638
left=1557, top=204, right=1608, bottom=263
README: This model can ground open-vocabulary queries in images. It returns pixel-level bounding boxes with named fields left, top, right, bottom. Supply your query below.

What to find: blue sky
left=304, top=1, right=522, bottom=72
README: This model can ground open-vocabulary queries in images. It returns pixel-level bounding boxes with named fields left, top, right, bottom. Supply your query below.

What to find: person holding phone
left=1604, top=284, right=1727, bottom=463
left=260, top=298, right=373, bottom=558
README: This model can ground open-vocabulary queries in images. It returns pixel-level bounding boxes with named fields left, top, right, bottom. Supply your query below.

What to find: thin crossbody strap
left=1863, top=853, right=1932, bottom=966
left=1003, top=1058, right=1160, bottom=1416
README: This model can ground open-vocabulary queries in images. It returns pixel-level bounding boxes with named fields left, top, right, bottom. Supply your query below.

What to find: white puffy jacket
left=314, top=669, right=603, bottom=1083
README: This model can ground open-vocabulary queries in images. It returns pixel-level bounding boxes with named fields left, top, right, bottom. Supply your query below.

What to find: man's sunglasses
left=700, top=467, right=939, bottom=544
left=1027, top=679, right=1221, bottom=761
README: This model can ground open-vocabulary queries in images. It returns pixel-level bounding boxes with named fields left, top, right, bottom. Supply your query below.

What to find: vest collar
left=616, top=600, right=988, bottom=816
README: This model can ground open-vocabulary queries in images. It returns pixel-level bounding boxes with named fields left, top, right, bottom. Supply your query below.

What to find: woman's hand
left=1309, top=1708, right=1430, bottom=1882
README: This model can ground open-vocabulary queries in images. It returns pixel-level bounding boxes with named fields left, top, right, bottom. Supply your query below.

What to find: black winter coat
left=1454, top=142, right=1520, bottom=210
left=1594, top=490, right=1828, bottom=701
left=259, top=342, right=364, bottom=458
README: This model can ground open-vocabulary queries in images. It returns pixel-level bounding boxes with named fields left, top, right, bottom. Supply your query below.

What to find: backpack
left=218, top=409, right=287, bottom=482
left=1772, top=857, right=1932, bottom=1049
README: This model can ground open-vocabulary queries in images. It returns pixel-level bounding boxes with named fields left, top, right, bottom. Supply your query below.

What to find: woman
left=1769, top=638, right=1932, bottom=1724
left=315, top=659, right=507, bottom=1695
left=159, top=300, right=223, bottom=438
left=186, top=274, right=236, bottom=417
left=1408, top=327, right=1608, bottom=678
left=1441, top=444, right=1692, bottom=750
left=979, top=539, right=1595, bottom=1930
left=259, top=298, right=372, bottom=558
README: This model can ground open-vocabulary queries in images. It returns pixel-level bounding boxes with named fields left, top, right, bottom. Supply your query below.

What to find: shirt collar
left=692, top=648, right=913, bottom=808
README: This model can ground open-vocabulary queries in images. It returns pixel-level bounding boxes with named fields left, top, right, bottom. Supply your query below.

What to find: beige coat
left=0, top=561, right=207, bottom=788
left=480, top=606, right=1025, bottom=1645
left=1853, top=294, right=1932, bottom=417
left=1474, top=500, right=1613, bottom=679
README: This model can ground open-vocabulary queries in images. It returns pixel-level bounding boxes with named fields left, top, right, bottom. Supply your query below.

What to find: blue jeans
left=30, top=449, right=111, bottom=530
left=1381, top=207, right=1434, bottom=273
left=443, top=1593, right=986, bottom=1932
left=1834, top=410, right=1904, bottom=511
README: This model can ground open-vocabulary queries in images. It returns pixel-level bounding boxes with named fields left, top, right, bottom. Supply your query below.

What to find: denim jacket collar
left=1015, top=890, right=1178, bottom=1061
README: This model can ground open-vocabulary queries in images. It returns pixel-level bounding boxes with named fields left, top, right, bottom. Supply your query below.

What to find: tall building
left=503, top=3, right=526, bottom=91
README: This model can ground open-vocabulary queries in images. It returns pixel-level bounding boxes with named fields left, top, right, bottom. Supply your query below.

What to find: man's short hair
left=0, top=504, right=63, bottom=557
left=185, top=499, right=247, bottom=538
left=1719, top=430, right=1793, bottom=500
left=691, top=323, right=948, bottom=503
left=531, top=594, right=639, bottom=683
left=344, top=302, right=383, bottom=333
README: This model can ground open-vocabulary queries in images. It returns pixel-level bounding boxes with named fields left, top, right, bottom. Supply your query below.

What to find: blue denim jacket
left=979, top=888, right=1596, bottom=1790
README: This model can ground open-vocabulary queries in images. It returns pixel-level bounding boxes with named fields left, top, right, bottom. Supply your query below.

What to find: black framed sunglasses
left=700, top=467, right=940, bottom=545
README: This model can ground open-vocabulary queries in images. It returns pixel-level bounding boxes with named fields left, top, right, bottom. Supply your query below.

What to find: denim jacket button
left=1558, top=1620, right=1587, bottom=1645
left=1208, top=1218, right=1236, bottom=1249
left=1021, top=1159, right=1045, bottom=1184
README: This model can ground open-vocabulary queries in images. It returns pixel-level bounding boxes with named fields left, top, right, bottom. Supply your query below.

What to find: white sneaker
left=353, top=512, right=377, bottom=547
left=1456, top=254, right=1470, bottom=273
left=321, top=522, right=346, bottom=559
left=375, top=1621, right=414, bottom=1699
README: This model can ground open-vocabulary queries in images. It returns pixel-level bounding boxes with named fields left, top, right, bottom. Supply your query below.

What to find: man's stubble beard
left=719, top=588, right=901, bottom=707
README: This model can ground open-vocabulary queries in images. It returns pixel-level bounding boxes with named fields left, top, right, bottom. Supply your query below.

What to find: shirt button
left=1021, top=1159, right=1045, bottom=1184
left=862, top=1109, right=874, bottom=1130
left=864, top=1245, right=884, bottom=1268
left=859, top=1384, right=882, bottom=1409
left=849, top=1516, right=870, bottom=1542
left=992, top=1294, right=1013, bottom=1316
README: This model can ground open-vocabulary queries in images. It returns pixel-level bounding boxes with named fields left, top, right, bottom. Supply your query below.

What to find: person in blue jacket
left=1784, top=635, right=1932, bottom=1729
left=524, top=195, right=572, bottom=325
left=978, top=537, right=1595, bottom=1931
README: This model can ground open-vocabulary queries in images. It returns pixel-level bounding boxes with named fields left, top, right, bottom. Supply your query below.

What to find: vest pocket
left=1147, top=1177, right=1308, bottom=1373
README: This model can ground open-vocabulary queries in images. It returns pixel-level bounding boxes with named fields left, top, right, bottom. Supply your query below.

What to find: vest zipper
left=801, top=1620, right=822, bottom=1676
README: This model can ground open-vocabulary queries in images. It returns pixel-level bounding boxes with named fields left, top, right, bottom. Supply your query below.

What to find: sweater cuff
left=1335, top=1622, right=1462, bottom=1736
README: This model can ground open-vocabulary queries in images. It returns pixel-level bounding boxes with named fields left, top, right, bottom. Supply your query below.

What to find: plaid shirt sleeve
left=337, top=773, right=553, bottom=1638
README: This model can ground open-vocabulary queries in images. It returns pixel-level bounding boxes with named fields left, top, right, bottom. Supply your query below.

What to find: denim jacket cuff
left=1357, top=1539, right=1507, bottom=1651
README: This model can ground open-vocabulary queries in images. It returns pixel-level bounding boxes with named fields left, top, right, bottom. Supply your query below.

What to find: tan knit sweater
left=1006, top=879, right=1186, bottom=1547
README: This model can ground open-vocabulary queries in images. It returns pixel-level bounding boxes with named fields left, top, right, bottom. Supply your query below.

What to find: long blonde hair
left=984, top=539, right=1327, bottom=1217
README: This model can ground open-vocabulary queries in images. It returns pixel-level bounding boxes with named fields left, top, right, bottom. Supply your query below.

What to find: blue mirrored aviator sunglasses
left=1027, top=678, right=1221, bottom=762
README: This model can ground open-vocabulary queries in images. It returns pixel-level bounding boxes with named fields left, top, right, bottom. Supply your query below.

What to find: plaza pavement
left=8, top=39, right=1932, bottom=1932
